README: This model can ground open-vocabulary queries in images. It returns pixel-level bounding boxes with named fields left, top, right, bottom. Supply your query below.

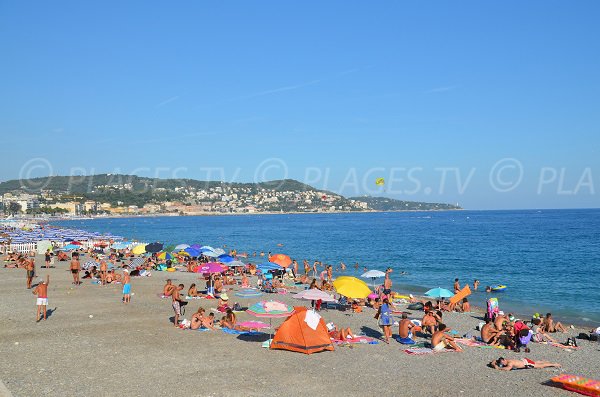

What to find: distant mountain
left=349, top=196, right=462, bottom=211
left=0, top=174, right=461, bottom=212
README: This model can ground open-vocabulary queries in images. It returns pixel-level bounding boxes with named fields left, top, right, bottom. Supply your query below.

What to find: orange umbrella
left=270, top=253, right=292, bottom=268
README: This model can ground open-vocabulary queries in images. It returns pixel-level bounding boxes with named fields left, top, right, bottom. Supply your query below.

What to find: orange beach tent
left=270, top=307, right=334, bottom=354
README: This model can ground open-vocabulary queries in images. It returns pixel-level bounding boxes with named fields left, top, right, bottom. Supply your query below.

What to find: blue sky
left=1, top=1, right=599, bottom=209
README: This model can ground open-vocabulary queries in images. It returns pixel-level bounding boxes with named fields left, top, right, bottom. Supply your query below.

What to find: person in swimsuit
left=398, top=313, right=417, bottom=342
left=44, top=250, right=51, bottom=268
left=25, top=259, right=35, bottom=289
left=33, top=275, right=50, bottom=322
left=542, top=313, right=567, bottom=333
left=70, top=255, right=81, bottom=285
left=453, top=278, right=460, bottom=294
left=100, top=260, right=108, bottom=285
left=473, top=279, right=479, bottom=291
left=163, top=279, right=174, bottom=297
left=432, top=324, right=462, bottom=352
left=122, top=269, right=131, bottom=304
left=171, top=284, right=184, bottom=327
left=191, top=307, right=215, bottom=330
left=376, top=298, right=393, bottom=344
left=481, top=319, right=501, bottom=345
left=490, top=357, right=560, bottom=371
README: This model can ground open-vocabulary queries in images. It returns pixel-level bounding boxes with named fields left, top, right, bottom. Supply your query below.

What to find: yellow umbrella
left=333, top=276, right=368, bottom=288
left=333, top=276, right=371, bottom=299
left=131, top=244, right=146, bottom=255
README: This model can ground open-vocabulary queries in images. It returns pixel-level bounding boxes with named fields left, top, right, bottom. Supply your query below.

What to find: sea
left=52, top=209, right=600, bottom=326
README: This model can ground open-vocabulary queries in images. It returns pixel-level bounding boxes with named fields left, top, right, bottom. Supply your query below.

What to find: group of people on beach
left=4, top=239, right=594, bottom=378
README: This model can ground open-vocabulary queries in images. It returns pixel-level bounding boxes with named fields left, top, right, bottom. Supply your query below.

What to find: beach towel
left=396, top=337, right=416, bottom=345
left=156, top=293, right=170, bottom=299
left=403, top=346, right=459, bottom=355
left=332, top=336, right=378, bottom=345
left=194, top=328, right=210, bottom=332
left=454, top=338, right=496, bottom=349
left=540, top=341, right=581, bottom=350
left=221, top=328, right=260, bottom=335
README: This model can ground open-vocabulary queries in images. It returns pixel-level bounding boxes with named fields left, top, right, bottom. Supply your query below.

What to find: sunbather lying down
left=490, top=357, right=561, bottom=371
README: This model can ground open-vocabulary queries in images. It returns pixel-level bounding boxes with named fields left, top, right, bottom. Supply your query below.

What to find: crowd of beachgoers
left=2, top=231, right=600, bottom=396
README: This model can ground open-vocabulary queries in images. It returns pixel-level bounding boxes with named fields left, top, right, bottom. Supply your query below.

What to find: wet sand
left=1, top=256, right=598, bottom=397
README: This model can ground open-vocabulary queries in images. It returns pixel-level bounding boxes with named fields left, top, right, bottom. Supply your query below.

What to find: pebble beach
left=1, top=255, right=599, bottom=397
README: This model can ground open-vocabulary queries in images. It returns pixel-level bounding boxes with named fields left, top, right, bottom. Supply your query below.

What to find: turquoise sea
left=52, top=209, right=600, bottom=326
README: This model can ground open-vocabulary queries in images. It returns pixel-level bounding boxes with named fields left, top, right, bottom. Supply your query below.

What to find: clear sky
left=1, top=1, right=599, bottom=209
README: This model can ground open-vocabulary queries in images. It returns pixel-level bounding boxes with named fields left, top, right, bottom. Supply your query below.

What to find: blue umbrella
left=424, top=287, right=454, bottom=299
left=184, top=247, right=201, bottom=257
left=62, top=244, right=80, bottom=251
left=218, top=254, right=234, bottom=263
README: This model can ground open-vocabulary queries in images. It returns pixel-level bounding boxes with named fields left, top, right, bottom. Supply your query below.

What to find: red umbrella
left=72, top=241, right=83, bottom=246
left=269, top=254, right=292, bottom=268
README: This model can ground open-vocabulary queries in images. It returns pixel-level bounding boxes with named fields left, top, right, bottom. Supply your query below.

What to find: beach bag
left=577, top=333, right=590, bottom=340
left=590, top=334, right=599, bottom=342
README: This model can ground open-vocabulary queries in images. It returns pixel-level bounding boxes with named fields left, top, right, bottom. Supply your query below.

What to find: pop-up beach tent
left=270, top=307, right=334, bottom=354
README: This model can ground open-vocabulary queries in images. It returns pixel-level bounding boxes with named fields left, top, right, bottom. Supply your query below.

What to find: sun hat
left=221, top=293, right=229, bottom=300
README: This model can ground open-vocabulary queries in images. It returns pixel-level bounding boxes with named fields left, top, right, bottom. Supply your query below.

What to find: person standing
left=383, top=268, right=393, bottom=297
left=473, top=279, right=479, bottom=291
left=44, top=249, right=51, bottom=269
left=303, top=260, right=310, bottom=275
left=33, top=275, right=49, bottom=322
left=292, top=260, right=298, bottom=277
left=25, top=258, right=35, bottom=289
left=100, top=259, right=108, bottom=285
left=122, top=269, right=131, bottom=303
left=172, top=284, right=185, bottom=327
left=70, top=254, right=81, bottom=285
left=453, top=278, right=460, bottom=293
left=376, top=298, right=393, bottom=344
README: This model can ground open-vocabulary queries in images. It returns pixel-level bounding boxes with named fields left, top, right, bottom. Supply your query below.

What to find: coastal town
left=0, top=175, right=460, bottom=217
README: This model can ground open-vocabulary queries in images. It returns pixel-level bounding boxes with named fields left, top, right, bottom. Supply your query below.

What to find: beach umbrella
left=127, top=257, right=145, bottom=268
left=111, top=242, right=129, bottom=250
left=174, top=244, right=189, bottom=251
left=269, top=254, right=292, bottom=268
left=334, top=276, right=369, bottom=287
left=163, top=244, right=176, bottom=252
left=228, top=260, right=246, bottom=268
left=62, top=244, right=80, bottom=251
left=293, top=289, right=337, bottom=302
left=200, top=246, right=215, bottom=252
left=184, top=247, right=201, bottom=257
left=131, top=244, right=146, bottom=255
left=71, top=241, right=83, bottom=246
left=257, top=262, right=282, bottom=272
left=212, top=248, right=225, bottom=256
left=190, top=244, right=202, bottom=250
left=247, top=300, right=294, bottom=318
left=195, top=262, right=225, bottom=274
left=202, top=251, right=220, bottom=258
left=36, top=240, right=53, bottom=255
left=333, top=277, right=371, bottom=299
left=157, top=252, right=173, bottom=260
left=82, top=260, right=98, bottom=270
left=361, top=269, right=387, bottom=289
left=424, top=287, right=454, bottom=299
left=235, top=289, right=263, bottom=298
left=218, top=254, right=235, bottom=263
left=145, top=242, right=163, bottom=253
left=247, top=300, right=294, bottom=344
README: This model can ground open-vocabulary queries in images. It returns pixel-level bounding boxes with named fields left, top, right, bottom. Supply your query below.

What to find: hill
left=349, top=196, right=461, bottom=211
